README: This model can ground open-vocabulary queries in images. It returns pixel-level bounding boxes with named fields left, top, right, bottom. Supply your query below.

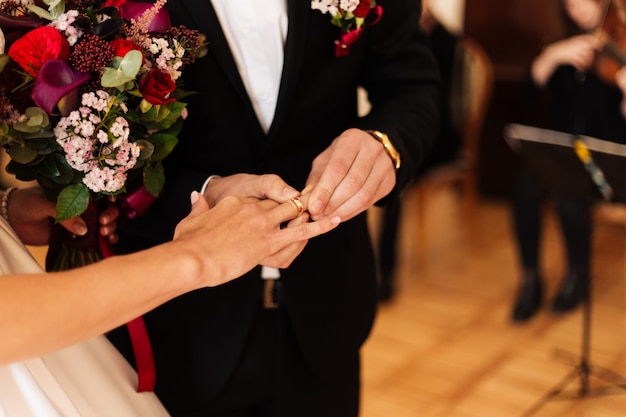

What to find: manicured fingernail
left=283, top=187, right=299, bottom=198
left=331, top=216, right=341, bottom=224
left=75, top=222, right=88, bottom=236
left=310, top=200, right=323, bottom=213
left=190, top=191, right=200, bottom=204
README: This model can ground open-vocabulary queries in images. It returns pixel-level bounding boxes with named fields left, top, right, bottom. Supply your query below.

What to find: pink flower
left=118, top=1, right=171, bottom=32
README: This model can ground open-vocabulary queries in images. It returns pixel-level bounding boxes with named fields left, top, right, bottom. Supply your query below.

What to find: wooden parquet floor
left=362, top=186, right=626, bottom=417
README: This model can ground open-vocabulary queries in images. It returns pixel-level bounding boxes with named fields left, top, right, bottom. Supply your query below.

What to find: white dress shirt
left=210, top=0, right=288, bottom=133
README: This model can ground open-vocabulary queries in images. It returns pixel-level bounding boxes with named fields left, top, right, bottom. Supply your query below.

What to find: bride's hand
left=173, top=192, right=339, bottom=286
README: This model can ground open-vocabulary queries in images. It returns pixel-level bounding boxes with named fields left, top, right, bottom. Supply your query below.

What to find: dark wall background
left=464, top=0, right=564, bottom=197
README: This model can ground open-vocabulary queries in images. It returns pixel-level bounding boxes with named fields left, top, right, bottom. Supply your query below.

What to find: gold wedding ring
left=289, top=197, right=305, bottom=217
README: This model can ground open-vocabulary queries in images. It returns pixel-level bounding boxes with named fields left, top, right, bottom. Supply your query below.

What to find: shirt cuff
left=200, top=175, right=221, bottom=195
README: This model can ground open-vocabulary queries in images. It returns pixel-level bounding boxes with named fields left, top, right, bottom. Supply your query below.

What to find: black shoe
left=511, top=271, right=543, bottom=322
left=552, top=270, right=589, bottom=313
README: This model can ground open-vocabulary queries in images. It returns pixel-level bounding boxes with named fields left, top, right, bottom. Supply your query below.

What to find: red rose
left=139, top=69, right=176, bottom=105
left=8, top=26, right=70, bottom=77
left=353, top=0, right=372, bottom=18
left=110, top=38, right=144, bottom=61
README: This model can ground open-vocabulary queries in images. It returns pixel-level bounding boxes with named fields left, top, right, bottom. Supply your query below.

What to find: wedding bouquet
left=0, top=0, right=206, bottom=269
left=0, top=0, right=206, bottom=392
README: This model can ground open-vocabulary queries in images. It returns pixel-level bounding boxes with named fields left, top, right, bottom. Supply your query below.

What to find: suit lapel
left=266, top=0, right=310, bottom=141
left=176, top=1, right=253, bottom=117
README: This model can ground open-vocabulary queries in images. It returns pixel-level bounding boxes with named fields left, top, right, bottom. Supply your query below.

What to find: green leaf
left=140, top=101, right=186, bottom=130
left=7, top=143, right=38, bottom=164
left=162, top=117, right=184, bottom=137
left=13, top=107, right=50, bottom=134
left=140, top=99, right=153, bottom=113
left=56, top=183, right=90, bottom=222
left=6, top=160, right=39, bottom=181
left=146, top=133, right=178, bottom=162
left=26, top=4, right=54, bottom=20
left=0, top=54, right=10, bottom=73
left=101, top=50, right=142, bottom=88
left=135, top=139, right=155, bottom=161
left=144, top=162, right=165, bottom=196
left=39, top=153, right=74, bottom=184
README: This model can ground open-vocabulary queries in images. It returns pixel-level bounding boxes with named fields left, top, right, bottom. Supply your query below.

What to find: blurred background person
left=510, top=0, right=626, bottom=322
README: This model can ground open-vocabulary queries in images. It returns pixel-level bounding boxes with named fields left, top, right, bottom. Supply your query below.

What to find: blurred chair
left=413, top=35, right=494, bottom=263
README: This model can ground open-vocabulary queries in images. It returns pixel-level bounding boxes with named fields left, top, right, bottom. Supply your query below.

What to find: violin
left=593, top=0, right=626, bottom=84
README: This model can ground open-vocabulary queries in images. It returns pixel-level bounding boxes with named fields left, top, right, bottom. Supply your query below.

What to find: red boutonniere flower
left=311, top=0, right=383, bottom=57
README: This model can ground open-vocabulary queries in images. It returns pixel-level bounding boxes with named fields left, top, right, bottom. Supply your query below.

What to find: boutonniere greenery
left=311, top=0, right=383, bottom=57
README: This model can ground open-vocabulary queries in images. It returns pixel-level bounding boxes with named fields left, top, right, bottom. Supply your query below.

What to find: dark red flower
left=139, top=69, right=176, bottom=105
left=103, top=0, right=127, bottom=6
left=8, top=26, right=70, bottom=77
left=353, top=0, right=372, bottom=18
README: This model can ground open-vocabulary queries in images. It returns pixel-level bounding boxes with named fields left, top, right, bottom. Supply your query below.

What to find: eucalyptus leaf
left=7, top=144, right=38, bottom=164
left=43, top=0, right=65, bottom=19
left=101, top=50, right=142, bottom=88
left=56, top=183, right=90, bottom=222
left=135, top=139, right=155, bottom=161
left=26, top=5, right=54, bottom=21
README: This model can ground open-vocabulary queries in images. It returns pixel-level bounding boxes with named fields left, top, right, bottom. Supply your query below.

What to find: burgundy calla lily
left=32, top=59, right=91, bottom=115
left=0, top=12, right=43, bottom=30
left=118, top=2, right=171, bottom=32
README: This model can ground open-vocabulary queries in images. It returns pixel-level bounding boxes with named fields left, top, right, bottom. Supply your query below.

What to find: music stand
left=503, top=123, right=626, bottom=417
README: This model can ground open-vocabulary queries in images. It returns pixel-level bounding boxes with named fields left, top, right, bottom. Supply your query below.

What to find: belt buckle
left=263, top=279, right=279, bottom=309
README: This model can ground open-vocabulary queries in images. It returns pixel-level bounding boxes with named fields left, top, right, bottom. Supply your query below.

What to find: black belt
left=262, top=279, right=283, bottom=309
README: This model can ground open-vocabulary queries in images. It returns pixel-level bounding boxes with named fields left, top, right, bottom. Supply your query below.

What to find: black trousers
left=512, top=169, right=593, bottom=273
left=165, top=303, right=360, bottom=417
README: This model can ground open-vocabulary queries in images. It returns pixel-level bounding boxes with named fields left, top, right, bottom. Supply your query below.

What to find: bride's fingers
left=272, top=197, right=308, bottom=224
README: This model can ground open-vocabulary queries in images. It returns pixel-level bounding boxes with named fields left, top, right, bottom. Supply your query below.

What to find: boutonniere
left=311, top=0, right=383, bottom=57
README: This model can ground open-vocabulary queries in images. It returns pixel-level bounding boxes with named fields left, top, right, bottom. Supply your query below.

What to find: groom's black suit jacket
left=111, top=0, right=441, bottom=412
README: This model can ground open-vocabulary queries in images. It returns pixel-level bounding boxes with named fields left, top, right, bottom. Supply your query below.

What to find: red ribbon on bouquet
left=116, top=186, right=159, bottom=392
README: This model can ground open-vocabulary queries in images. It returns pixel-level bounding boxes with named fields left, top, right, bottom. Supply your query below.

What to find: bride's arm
left=0, top=191, right=340, bottom=365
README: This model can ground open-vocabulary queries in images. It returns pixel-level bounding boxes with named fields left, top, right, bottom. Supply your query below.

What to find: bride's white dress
left=0, top=218, right=169, bottom=416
